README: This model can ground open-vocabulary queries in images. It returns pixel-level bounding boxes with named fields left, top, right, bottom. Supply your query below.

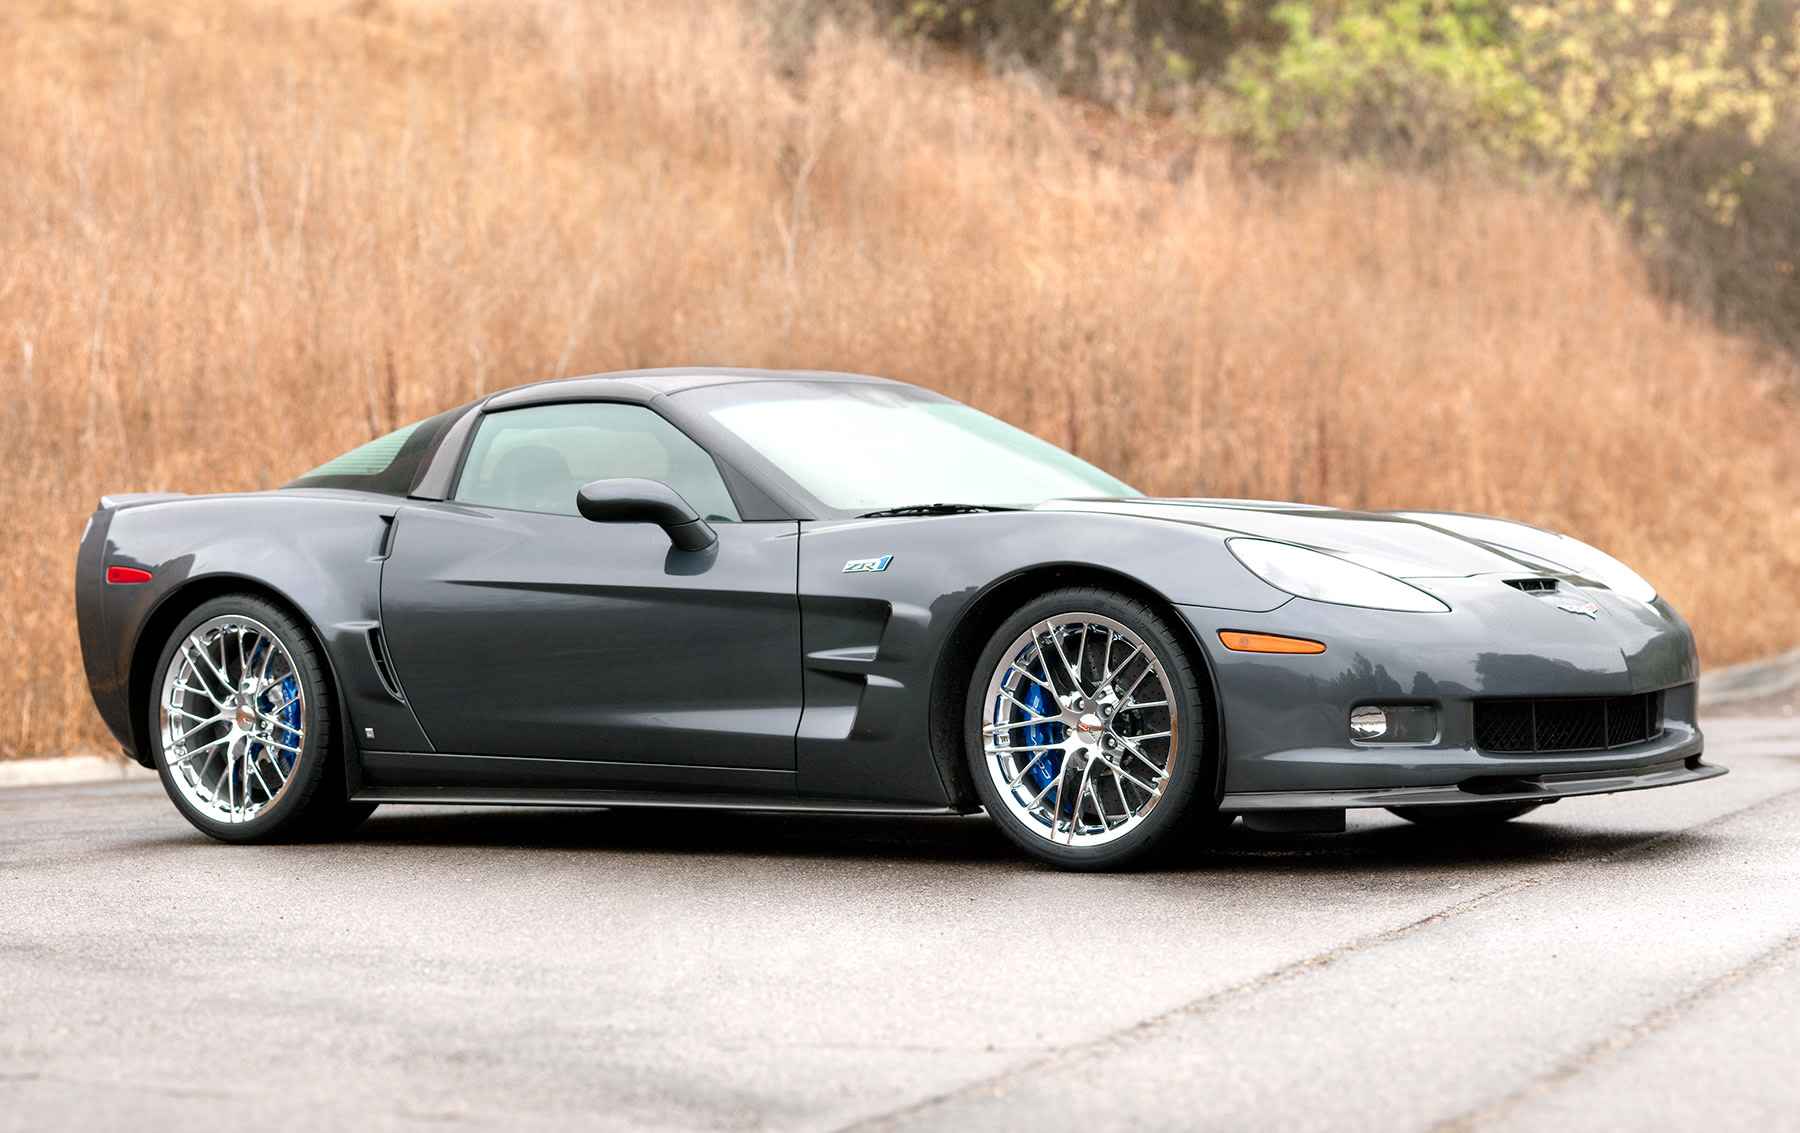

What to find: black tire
left=965, top=586, right=1215, bottom=870
left=1387, top=800, right=1544, bottom=826
left=148, top=594, right=373, bottom=843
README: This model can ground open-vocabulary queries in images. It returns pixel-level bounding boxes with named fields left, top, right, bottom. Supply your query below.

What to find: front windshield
left=683, top=381, right=1138, bottom=513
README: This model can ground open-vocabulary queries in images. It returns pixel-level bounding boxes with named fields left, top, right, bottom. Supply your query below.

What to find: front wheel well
left=926, top=565, right=1222, bottom=811
left=126, top=577, right=334, bottom=766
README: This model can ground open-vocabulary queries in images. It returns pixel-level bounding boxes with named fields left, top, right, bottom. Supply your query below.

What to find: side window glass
left=453, top=403, right=741, bottom=521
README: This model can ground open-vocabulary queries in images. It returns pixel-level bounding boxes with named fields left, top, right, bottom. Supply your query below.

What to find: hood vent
left=1504, top=578, right=1558, bottom=593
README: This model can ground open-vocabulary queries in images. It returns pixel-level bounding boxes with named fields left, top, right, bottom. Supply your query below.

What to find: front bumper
left=1178, top=578, right=1717, bottom=808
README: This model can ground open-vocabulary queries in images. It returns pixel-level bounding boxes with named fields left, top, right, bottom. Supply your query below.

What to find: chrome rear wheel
left=149, top=594, right=371, bottom=842
left=159, top=614, right=305, bottom=824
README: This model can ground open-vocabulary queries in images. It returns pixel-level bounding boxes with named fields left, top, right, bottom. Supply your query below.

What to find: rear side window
left=285, top=407, right=463, bottom=496
left=452, top=402, right=740, bottom=521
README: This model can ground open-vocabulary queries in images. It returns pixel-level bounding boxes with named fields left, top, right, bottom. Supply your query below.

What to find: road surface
left=3, top=716, right=1797, bottom=1131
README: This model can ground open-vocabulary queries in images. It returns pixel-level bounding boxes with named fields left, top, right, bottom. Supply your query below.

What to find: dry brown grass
left=4, top=0, right=1798, bottom=759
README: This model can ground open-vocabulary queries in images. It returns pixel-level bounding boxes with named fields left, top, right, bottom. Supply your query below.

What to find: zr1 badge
left=842, top=556, right=893, bottom=574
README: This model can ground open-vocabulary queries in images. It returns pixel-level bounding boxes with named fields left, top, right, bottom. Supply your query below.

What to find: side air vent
left=365, top=627, right=407, bottom=703
left=1504, top=578, right=1558, bottom=593
left=372, top=515, right=398, bottom=560
left=1475, top=691, right=1663, bottom=753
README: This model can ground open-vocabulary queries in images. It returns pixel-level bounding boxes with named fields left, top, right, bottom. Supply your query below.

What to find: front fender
left=789, top=510, right=1288, bottom=803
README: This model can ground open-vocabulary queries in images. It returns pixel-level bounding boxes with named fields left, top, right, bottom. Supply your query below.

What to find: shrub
left=1216, top=0, right=1800, bottom=353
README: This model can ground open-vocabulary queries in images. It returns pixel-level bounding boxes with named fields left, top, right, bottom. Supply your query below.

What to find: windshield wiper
left=856, top=502, right=1022, bottom=519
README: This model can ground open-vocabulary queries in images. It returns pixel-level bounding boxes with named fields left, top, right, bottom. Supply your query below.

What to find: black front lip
left=1221, top=755, right=1726, bottom=812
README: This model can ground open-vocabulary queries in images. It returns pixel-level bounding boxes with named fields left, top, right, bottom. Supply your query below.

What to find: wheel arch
left=126, top=575, right=343, bottom=768
left=926, top=563, right=1225, bottom=810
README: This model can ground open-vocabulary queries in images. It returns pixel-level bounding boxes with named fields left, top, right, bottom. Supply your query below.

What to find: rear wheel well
left=927, top=565, right=1222, bottom=810
left=126, top=578, right=336, bottom=766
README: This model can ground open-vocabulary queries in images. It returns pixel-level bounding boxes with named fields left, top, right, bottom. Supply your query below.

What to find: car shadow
left=352, top=805, right=1024, bottom=864
left=344, top=803, right=1703, bottom=873
left=1184, top=818, right=1681, bottom=874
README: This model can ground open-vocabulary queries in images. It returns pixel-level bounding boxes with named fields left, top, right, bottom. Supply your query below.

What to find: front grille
left=1474, top=691, right=1663, bottom=753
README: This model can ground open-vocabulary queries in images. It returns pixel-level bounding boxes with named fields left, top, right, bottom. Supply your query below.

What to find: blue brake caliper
left=270, top=674, right=301, bottom=774
left=1000, top=658, right=1064, bottom=806
left=248, top=640, right=302, bottom=777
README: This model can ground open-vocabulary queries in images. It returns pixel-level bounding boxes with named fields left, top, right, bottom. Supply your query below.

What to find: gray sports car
left=76, top=368, right=1721, bottom=869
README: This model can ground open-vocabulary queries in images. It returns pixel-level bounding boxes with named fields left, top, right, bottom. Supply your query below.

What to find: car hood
left=1043, top=498, right=1572, bottom=581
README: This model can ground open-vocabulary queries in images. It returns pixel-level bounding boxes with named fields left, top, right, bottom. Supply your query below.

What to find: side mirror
left=576, top=475, right=716, bottom=551
left=576, top=478, right=717, bottom=552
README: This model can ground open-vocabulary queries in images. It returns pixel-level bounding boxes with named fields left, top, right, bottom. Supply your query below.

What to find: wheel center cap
left=1074, top=712, right=1104, bottom=744
left=234, top=696, right=258, bottom=729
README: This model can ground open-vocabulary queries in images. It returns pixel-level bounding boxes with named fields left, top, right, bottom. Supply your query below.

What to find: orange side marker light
left=1217, top=630, right=1326, bottom=655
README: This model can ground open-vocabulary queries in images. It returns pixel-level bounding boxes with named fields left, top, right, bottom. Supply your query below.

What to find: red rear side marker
left=106, top=566, right=153, bottom=584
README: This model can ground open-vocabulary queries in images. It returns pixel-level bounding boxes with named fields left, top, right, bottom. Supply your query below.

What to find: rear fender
left=81, top=492, right=436, bottom=766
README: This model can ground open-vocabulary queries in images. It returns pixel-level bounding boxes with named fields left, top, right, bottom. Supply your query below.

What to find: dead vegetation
left=3, top=0, right=1797, bottom=758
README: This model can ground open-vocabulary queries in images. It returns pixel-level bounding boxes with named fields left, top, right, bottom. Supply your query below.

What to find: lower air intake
left=1474, top=691, right=1664, bottom=753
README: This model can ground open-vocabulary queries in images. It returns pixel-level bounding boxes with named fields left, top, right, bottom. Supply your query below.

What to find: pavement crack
left=835, top=783, right=1800, bottom=1133
left=0, top=1070, right=243, bottom=1102
left=1432, top=929, right=1800, bottom=1133
left=831, top=875, right=1543, bottom=1133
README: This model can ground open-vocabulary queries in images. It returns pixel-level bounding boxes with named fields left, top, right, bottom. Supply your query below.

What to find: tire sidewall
left=965, top=587, right=1212, bottom=870
left=148, top=595, right=336, bottom=843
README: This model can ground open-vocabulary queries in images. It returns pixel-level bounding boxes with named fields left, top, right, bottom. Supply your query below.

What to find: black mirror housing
left=576, top=477, right=718, bottom=552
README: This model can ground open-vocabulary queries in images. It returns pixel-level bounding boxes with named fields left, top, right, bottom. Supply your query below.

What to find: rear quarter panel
left=78, top=490, right=433, bottom=762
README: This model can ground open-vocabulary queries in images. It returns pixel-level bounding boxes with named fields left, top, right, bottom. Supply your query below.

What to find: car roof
left=483, top=367, right=909, bottom=410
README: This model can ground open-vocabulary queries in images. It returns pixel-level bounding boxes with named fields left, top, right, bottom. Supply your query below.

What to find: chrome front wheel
left=968, top=588, right=1212, bottom=869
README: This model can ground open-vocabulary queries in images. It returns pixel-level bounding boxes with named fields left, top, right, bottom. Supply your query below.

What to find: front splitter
left=1220, top=757, right=1726, bottom=812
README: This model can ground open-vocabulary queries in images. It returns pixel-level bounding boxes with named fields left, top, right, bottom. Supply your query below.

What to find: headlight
left=1228, top=538, right=1450, bottom=613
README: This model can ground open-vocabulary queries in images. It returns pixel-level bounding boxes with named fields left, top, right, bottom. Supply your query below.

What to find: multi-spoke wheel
left=966, top=587, right=1214, bottom=869
left=149, top=595, right=372, bottom=842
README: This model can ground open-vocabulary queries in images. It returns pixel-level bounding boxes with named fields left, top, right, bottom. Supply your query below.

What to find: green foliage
left=1215, top=0, right=1800, bottom=352
left=825, top=0, right=1800, bottom=353
left=1215, top=2, right=1800, bottom=180
left=866, top=0, right=1285, bottom=111
left=1212, top=1, right=1538, bottom=162
left=1506, top=1, right=1797, bottom=198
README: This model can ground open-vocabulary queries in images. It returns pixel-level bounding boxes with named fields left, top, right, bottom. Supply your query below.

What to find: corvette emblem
left=842, top=555, right=893, bottom=574
left=1557, top=601, right=1599, bottom=619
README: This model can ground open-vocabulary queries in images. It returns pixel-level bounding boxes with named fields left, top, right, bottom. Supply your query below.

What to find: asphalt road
left=3, top=717, right=1798, bottom=1132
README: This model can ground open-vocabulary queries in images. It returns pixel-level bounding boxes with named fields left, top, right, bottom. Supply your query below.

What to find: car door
left=378, top=400, right=803, bottom=777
